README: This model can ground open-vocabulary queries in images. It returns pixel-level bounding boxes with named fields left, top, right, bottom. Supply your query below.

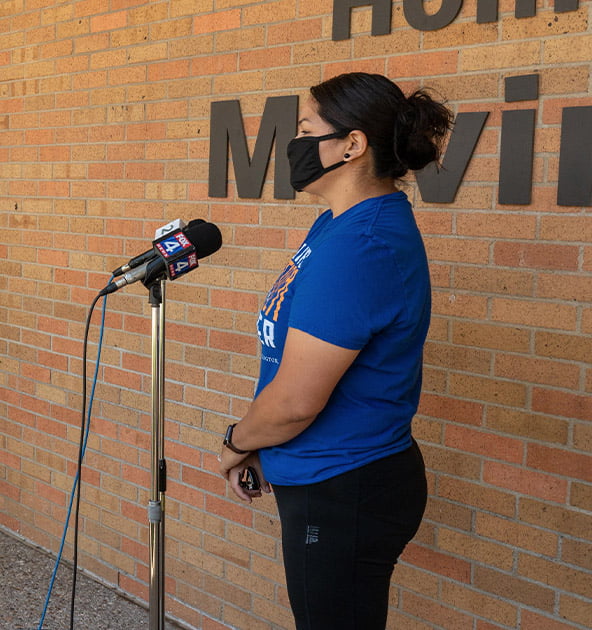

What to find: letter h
left=332, top=0, right=391, bottom=40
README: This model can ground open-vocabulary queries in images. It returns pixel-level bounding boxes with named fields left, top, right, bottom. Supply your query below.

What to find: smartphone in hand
left=239, top=466, right=260, bottom=492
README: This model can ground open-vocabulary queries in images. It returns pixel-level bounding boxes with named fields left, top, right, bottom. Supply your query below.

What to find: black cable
left=69, top=292, right=103, bottom=630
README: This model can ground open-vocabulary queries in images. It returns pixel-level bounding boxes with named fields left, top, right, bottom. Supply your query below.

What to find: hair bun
left=394, top=90, right=452, bottom=172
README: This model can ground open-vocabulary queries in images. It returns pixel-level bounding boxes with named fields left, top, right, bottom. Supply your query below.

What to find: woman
left=219, top=72, right=452, bottom=629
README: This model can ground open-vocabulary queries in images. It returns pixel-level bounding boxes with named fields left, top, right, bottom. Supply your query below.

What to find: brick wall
left=1, top=1, right=591, bottom=629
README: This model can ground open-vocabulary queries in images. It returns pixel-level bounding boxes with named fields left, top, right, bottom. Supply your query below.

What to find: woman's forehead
left=298, top=98, right=326, bottom=126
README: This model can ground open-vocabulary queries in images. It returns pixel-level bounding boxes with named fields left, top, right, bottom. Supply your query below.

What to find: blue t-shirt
left=255, top=192, right=431, bottom=485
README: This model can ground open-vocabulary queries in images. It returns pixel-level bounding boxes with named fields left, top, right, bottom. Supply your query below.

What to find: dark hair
left=310, top=72, right=453, bottom=180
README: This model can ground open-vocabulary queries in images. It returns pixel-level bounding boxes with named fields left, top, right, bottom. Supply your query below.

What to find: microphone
left=100, top=220, right=222, bottom=296
left=112, top=218, right=189, bottom=277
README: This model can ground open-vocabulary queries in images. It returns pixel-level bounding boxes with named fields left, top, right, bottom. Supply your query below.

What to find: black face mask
left=287, top=131, right=349, bottom=191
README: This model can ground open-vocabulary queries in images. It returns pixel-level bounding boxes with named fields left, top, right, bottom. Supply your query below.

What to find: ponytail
left=394, top=90, right=453, bottom=173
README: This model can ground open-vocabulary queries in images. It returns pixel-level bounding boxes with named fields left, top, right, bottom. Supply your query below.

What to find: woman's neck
left=324, top=178, right=398, bottom=217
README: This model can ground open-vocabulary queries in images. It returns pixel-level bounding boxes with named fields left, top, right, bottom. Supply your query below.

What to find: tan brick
left=265, top=64, right=322, bottom=91
left=424, top=341, right=491, bottom=374
left=439, top=528, right=514, bottom=571
left=353, top=30, right=420, bottom=58
left=536, top=330, right=592, bottom=364
left=297, top=0, right=332, bottom=18
left=520, top=498, right=592, bottom=540
left=427, top=72, right=498, bottom=102
left=542, top=95, right=592, bottom=125
left=292, top=39, right=351, bottom=65
left=573, top=421, right=592, bottom=455
left=540, top=65, right=590, bottom=95
left=562, top=538, right=592, bottom=572
left=536, top=272, right=592, bottom=303
left=560, top=594, right=592, bottom=628
left=461, top=41, right=541, bottom=72
left=452, top=321, right=531, bottom=352
left=441, top=581, right=517, bottom=626
left=494, top=353, right=579, bottom=389
left=457, top=212, right=536, bottom=239
left=268, top=17, right=323, bottom=45
left=475, top=565, right=555, bottom=611
left=438, top=477, right=516, bottom=517
left=519, top=553, right=592, bottom=599
left=475, top=512, right=558, bottom=557
left=449, top=372, right=527, bottom=406
left=126, top=42, right=168, bottom=64
left=423, top=443, right=481, bottom=480
left=423, top=497, right=473, bottom=532
left=213, top=70, right=264, bottom=95
left=242, top=0, right=296, bottom=25
left=544, top=33, right=592, bottom=64
left=388, top=50, right=459, bottom=78
left=128, top=1, right=170, bottom=24
left=428, top=263, right=451, bottom=289
left=433, top=291, right=488, bottom=320
left=425, top=236, right=490, bottom=264
left=540, top=215, right=592, bottom=243
left=424, top=21, right=498, bottom=49
left=402, top=590, right=474, bottom=627
left=491, top=297, right=577, bottom=331
left=453, top=266, right=534, bottom=297
left=214, top=25, right=265, bottom=52
left=502, top=8, right=588, bottom=41
left=239, top=45, right=291, bottom=72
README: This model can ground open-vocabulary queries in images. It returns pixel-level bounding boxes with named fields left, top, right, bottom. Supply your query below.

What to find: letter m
left=209, top=96, right=298, bottom=200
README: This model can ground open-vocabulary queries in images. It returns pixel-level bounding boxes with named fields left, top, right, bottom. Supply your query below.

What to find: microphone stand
left=148, top=279, right=167, bottom=630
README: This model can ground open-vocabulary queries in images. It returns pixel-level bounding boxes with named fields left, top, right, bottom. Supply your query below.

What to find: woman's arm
left=219, top=326, right=359, bottom=477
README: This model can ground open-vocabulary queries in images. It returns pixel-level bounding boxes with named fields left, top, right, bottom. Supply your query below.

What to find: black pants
left=273, top=442, right=427, bottom=630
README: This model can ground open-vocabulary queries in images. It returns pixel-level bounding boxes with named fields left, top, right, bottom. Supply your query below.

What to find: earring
left=344, top=153, right=350, bottom=159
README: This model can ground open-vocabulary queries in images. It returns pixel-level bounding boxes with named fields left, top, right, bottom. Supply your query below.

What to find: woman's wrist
left=223, top=423, right=250, bottom=454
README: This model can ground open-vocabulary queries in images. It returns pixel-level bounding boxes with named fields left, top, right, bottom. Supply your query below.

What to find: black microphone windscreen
left=185, top=221, right=222, bottom=259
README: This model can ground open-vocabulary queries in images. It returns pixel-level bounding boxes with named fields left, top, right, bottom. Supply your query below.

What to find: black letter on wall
left=555, top=0, right=579, bottom=11
left=498, top=74, right=538, bottom=205
left=415, top=112, right=489, bottom=203
left=558, top=106, right=592, bottom=206
left=477, top=0, right=498, bottom=23
left=332, top=0, right=391, bottom=40
left=209, top=96, right=298, bottom=199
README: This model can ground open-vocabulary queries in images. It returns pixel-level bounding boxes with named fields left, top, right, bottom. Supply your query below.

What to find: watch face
left=223, top=424, right=246, bottom=454
left=224, top=424, right=234, bottom=444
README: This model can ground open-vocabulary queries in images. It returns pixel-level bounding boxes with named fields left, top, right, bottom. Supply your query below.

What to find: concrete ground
left=0, top=528, right=181, bottom=630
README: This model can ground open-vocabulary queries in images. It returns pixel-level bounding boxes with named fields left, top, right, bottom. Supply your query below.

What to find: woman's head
left=309, top=73, right=453, bottom=181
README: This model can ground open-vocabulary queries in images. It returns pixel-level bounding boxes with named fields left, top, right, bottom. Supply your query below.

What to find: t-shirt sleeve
left=288, top=233, right=406, bottom=349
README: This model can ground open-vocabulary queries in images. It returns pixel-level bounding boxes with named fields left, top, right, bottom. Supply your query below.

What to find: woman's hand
left=219, top=444, right=250, bottom=480
left=224, top=453, right=272, bottom=504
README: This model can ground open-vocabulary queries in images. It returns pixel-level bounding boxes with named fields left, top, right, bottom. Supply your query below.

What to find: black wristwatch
left=223, top=423, right=248, bottom=454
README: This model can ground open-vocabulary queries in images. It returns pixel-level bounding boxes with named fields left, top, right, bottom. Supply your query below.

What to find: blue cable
left=37, top=288, right=109, bottom=630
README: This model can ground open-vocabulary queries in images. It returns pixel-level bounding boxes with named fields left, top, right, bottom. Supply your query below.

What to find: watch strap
left=223, top=423, right=248, bottom=454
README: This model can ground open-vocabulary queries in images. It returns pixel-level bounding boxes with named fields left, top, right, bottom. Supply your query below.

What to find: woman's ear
left=343, top=129, right=369, bottom=160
